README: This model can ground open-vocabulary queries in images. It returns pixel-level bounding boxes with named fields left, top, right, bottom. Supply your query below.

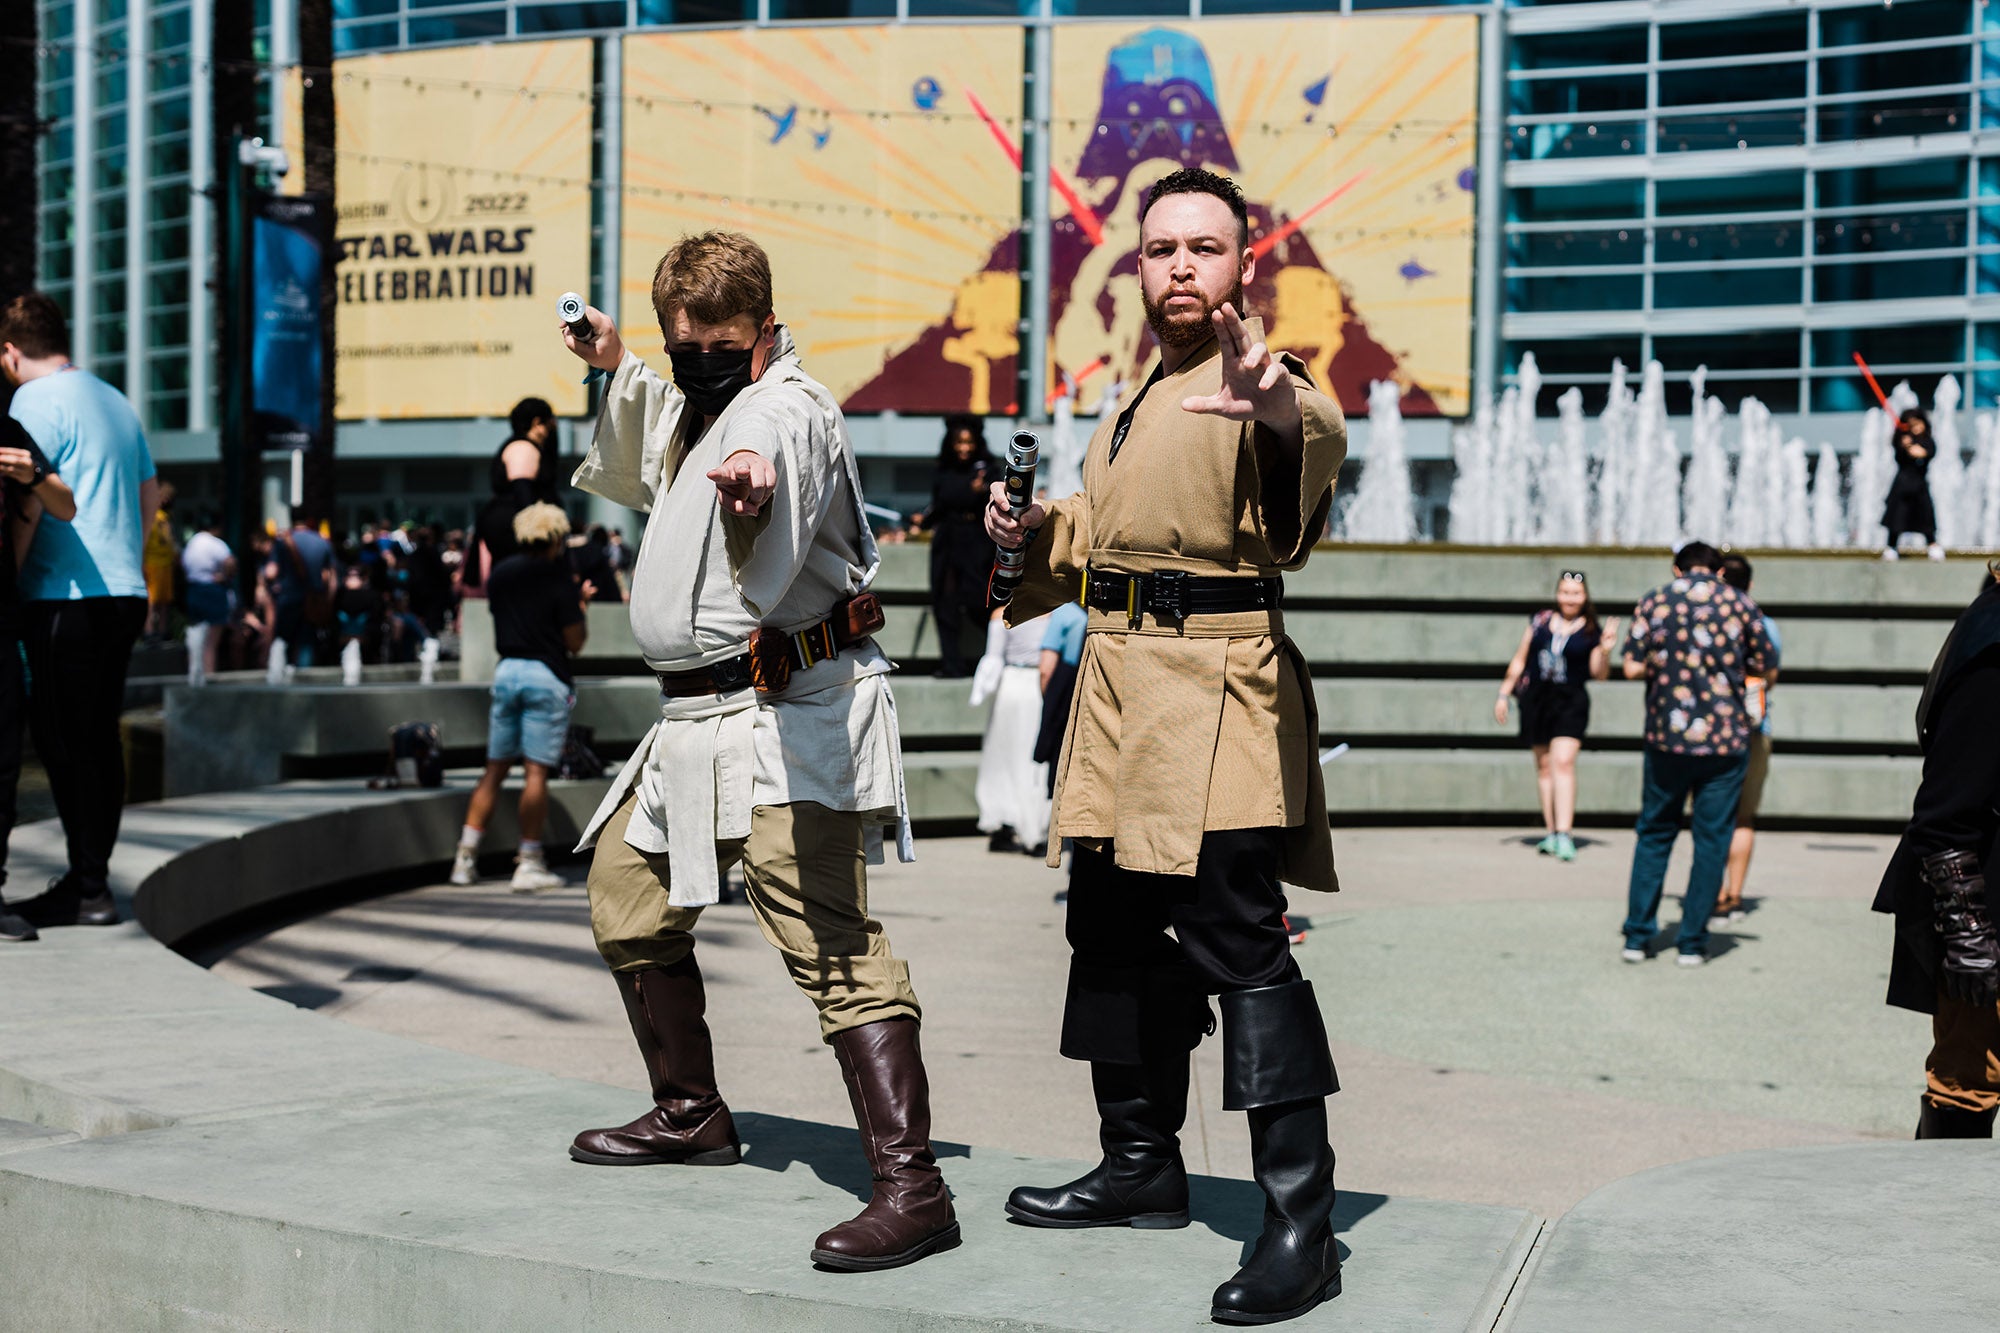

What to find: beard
left=1143, top=279, right=1244, bottom=349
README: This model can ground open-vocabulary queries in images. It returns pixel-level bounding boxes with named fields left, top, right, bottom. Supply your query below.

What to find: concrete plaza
left=207, top=822, right=1927, bottom=1221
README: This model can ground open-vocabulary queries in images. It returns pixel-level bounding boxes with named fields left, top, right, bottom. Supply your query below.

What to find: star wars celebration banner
left=1049, top=18, right=1478, bottom=419
left=333, top=39, right=594, bottom=420
left=620, top=27, right=1026, bottom=417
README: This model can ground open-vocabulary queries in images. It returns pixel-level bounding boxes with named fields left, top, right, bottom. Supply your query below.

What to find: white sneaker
left=1881, top=547, right=1900, bottom=561
left=510, top=850, right=564, bottom=893
left=1676, top=952, right=1707, bottom=968
left=1928, top=543, right=1946, bottom=562
left=1621, top=947, right=1646, bottom=964
left=449, top=845, right=478, bottom=886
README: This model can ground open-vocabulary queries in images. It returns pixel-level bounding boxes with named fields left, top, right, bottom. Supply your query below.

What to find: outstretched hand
left=1180, top=303, right=1301, bottom=437
left=709, top=450, right=777, bottom=517
left=558, top=302, right=624, bottom=373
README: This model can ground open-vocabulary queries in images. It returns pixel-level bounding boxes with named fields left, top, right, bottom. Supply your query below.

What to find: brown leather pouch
left=746, top=629, right=794, bottom=694
left=838, top=592, right=887, bottom=647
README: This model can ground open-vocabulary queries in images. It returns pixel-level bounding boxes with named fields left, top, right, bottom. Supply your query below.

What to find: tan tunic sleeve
left=1002, top=491, right=1092, bottom=625
left=1247, top=364, right=1347, bottom=567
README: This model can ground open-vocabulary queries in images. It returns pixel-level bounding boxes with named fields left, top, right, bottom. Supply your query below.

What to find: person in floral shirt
left=1618, top=541, right=1776, bottom=965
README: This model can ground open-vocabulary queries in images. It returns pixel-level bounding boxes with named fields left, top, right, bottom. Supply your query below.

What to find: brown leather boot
left=810, top=1018, right=961, bottom=1271
left=570, top=958, right=741, bottom=1166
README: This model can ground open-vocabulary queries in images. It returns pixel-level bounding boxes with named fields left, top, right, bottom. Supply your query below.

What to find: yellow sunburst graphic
left=621, top=27, right=1026, bottom=415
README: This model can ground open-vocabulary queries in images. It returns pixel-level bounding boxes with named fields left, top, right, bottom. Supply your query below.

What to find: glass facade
left=35, top=0, right=2000, bottom=445
left=1504, top=0, right=2000, bottom=415
left=39, top=0, right=201, bottom=430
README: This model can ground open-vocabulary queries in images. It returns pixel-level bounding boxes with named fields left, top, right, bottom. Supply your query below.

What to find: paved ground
left=208, top=825, right=1927, bottom=1220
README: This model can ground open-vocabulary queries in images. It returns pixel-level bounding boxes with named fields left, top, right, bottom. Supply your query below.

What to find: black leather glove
left=1924, top=849, right=2000, bottom=1005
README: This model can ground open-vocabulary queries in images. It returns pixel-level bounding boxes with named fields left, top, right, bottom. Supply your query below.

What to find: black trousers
left=1067, top=829, right=1299, bottom=993
left=22, top=597, right=146, bottom=893
left=0, top=623, right=24, bottom=888
left=1060, top=829, right=1301, bottom=1067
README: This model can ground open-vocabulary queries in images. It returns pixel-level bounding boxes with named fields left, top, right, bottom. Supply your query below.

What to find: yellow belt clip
left=1126, top=576, right=1142, bottom=630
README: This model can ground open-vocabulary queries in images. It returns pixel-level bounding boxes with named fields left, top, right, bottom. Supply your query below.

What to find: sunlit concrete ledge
left=3, top=778, right=1994, bottom=1329
left=0, top=780, right=1536, bottom=1332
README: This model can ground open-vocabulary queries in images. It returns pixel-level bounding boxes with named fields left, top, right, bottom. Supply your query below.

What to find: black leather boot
left=1008, top=963, right=1211, bottom=1230
left=1915, top=1096, right=1998, bottom=1140
left=1006, top=1057, right=1193, bottom=1229
left=1210, top=980, right=1342, bottom=1326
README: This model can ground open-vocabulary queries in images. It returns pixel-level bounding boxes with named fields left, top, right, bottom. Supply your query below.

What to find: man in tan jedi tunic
left=988, top=168, right=1347, bottom=1327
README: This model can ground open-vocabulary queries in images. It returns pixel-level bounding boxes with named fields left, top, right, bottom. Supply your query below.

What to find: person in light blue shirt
left=0, top=293, right=157, bottom=931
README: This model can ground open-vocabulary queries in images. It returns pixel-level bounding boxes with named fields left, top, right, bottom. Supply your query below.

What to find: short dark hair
left=1674, top=540, right=1723, bottom=573
left=509, top=397, right=554, bottom=438
left=1717, top=552, right=1753, bottom=592
left=1140, top=168, right=1251, bottom=250
left=0, top=293, right=72, bottom=360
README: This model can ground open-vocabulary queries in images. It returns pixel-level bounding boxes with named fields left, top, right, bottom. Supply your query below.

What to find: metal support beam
left=189, top=0, right=214, bottom=430
left=72, top=0, right=95, bottom=367
left=1024, top=18, right=1053, bottom=422
left=1472, top=3, right=1505, bottom=409
left=125, top=0, right=150, bottom=422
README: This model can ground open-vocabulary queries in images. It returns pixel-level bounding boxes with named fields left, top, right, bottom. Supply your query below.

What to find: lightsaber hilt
left=989, top=429, right=1040, bottom=607
left=558, top=291, right=595, bottom=344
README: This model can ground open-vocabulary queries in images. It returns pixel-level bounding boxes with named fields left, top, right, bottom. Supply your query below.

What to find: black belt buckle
left=1152, top=570, right=1189, bottom=625
left=710, top=655, right=753, bottom=692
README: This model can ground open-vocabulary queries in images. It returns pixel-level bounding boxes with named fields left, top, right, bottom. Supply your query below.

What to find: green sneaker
left=1535, top=835, right=1558, bottom=856
left=1554, top=833, right=1577, bottom=862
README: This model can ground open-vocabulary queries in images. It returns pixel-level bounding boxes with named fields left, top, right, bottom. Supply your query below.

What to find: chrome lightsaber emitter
left=558, top=291, right=595, bottom=343
left=989, top=429, right=1041, bottom=606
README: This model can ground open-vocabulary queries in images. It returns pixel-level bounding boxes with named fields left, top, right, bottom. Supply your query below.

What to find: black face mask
left=670, top=346, right=757, bottom=417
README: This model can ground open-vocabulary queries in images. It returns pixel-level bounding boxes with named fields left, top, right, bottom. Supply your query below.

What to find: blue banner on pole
left=252, top=193, right=328, bottom=452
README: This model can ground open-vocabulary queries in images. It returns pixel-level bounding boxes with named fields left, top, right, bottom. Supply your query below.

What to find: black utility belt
left=1084, top=569, right=1283, bottom=628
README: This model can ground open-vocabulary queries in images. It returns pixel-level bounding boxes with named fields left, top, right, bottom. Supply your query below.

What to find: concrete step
left=509, top=595, right=1960, bottom=682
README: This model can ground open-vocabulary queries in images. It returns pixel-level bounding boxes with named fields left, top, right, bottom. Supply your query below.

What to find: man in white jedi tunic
left=558, top=231, right=957, bottom=1273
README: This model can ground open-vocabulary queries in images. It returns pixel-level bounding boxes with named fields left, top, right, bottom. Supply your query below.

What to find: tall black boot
left=1007, top=962, right=1211, bottom=1230
left=1915, top=1096, right=1998, bottom=1140
left=1006, top=1057, right=1194, bottom=1229
left=1210, top=980, right=1342, bottom=1327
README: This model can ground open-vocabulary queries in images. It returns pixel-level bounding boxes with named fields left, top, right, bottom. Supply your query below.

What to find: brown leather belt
left=654, top=593, right=885, bottom=697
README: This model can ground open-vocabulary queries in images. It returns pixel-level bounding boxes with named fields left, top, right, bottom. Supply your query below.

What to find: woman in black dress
left=917, top=415, right=995, bottom=677
left=1496, top=570, right=1621, bottom=861
left=1883, top=408, right=1942, bottom=560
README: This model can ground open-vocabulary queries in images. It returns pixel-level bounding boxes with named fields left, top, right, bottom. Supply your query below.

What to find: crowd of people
left=126, top=399, right=632, bottom=678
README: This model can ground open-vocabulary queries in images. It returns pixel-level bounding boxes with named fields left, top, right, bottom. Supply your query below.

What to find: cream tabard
left=1005, top=319, right=1347, bottom=893
left=571, top=327, right=913, bottom=907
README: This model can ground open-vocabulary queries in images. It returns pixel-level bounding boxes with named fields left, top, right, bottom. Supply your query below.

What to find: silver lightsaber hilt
left=989, top=429, right=1041, bottom=607
left=558, top=291, right=595, bottom=344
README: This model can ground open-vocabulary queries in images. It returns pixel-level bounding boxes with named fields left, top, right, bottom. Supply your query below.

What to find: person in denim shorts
left=452, top=502, right=588, bottom=891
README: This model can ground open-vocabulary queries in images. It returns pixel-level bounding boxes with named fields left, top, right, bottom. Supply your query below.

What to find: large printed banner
left=1049, top=18, right=1478, bottom=417
left=252, top=192, right=328, bottom=451
left=621, top=28, right=1025, bottom=416
left=334, top=39, right=593, bottom=419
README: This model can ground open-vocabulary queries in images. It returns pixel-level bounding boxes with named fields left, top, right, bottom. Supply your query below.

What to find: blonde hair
left=651, top=231, right=773, bottom=340
left=512, top=502, right=571, bottom=551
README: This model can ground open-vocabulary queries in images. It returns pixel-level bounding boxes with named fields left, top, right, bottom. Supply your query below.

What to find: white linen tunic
left=571, top=326, right=914, bottom=907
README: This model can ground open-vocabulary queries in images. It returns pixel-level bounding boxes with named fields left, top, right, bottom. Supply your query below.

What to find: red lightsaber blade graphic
left=1250, top=171, right=1371, bottom=261
left=964, top=88, right=1105, bottom=248
left=1045, top=355, right=1108, bottom=410
left=1851, top=352, right=1893, bottom=414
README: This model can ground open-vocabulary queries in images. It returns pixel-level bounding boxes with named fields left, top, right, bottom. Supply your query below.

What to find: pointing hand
left=709, top=450, right=778, bottom=517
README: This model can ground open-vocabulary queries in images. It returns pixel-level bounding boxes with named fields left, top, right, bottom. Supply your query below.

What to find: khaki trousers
left=1926, top=990, right=2000, bottom=1113
left=587, top=791, right=920, bottom=1040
